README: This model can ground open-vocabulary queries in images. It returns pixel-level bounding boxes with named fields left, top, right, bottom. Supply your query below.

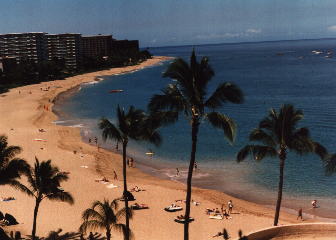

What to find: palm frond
left=237, top=145, right=277, bottom=162
left=197, top=56, right=214, bottom=92
left=79, top=220, right=105, bottom=233
left=99, top=118, right=122, bottom=142
left=205, top=82, right=244, bottom=108
left=47, top=191, right=74, bottom=204
left=5, top=179, right=34, bottom=197
left=249, top=128, right=276, bottom=147
left=206, top=112, right=236, bottom=144
left=148, top=111, right=179, bottom=128
left=324, top=154, right=336, bottom=176
left=148, top=84, right=188, bottom=113
left=112, top=223, right=134, bottom=240
left=82, top=208, right=104, bottom=222
left=313, top=142, right=328, bottom=159
left=162, top=58, right=193, bottom=99
left=116, top=207, right=133, bottom=220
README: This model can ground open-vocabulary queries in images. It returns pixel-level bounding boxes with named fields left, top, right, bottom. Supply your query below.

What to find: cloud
left=246, top=28, right=262, bottom=34
left=195, top=33, right=240, bottom=40
left=327, top=25, right=336, bottom=32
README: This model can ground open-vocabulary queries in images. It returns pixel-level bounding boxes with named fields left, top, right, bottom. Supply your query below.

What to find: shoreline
left=0, top=56, right=307, bottom=239
left=52, top=64, right=336, bottom=221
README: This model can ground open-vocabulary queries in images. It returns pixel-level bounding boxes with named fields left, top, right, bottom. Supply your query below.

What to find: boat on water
left=109, top=89, right=124, bottom=93
left=312, top=50, right=323, bottom=55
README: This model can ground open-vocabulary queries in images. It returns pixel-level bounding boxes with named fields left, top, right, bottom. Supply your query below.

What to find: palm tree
left=0, top=135, right=29, bottom=188
left=98, top=105, right=161, bottom=240
left=80, top=199, right=131, bottom=240
left=20, top=157, right=74, bottom=240
left=148, top=50, right=244, bottom=240
left=237, top=104, right=326, bottom=226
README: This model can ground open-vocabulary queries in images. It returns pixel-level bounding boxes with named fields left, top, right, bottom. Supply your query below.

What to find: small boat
left=174, top=217, right=194, bottom=224
left=312, top=50, right=323, bottom=55
left=146, top=152, right=154, bottom=155
left=109, top=89, right=124, bottom=93
left=164, top=206, right=183, bottom=212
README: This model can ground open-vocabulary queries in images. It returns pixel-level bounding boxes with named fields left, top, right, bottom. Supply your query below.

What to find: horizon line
left=145, top=37, right=336, bottom=49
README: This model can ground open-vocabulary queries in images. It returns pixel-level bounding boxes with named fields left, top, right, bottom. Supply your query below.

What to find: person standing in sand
left=176, top=168, right=179, bottom=176
left=228, top=200, right=233, bottom=214
left=113, top=170, right=118, bottom=180
left=297, top=208, right=303, bottom=220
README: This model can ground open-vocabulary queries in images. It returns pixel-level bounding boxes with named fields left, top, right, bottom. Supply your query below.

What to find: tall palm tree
left=237, top=104, right=326, bottom=226
left=148, top=50, right=244, bottom=240
left=0, top=135, right=29, bottom=188
left=20, top=158, right=74, bottom=240
left=98, top=105, right=161, bottom=240
left=79, top=199, right=131, bottom=240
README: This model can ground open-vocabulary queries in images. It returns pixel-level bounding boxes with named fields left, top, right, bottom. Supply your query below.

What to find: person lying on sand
left=95, top=177, right=109, bottom=183
left=131, top=186, right=145, bottom=192
left=206, top=208, right=214, bottom=215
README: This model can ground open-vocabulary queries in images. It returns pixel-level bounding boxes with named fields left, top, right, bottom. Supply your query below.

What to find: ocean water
left=54, top=39, right=336, bottom=219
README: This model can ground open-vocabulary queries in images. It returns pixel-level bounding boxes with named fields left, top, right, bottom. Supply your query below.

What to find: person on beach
left=297, top=208, right=303, bottom=220
left=127, top=158, right=130, bottom=167
left=88, top=138, right=91, bottom=143
left=130, top=157, right=134, bottom=167
left=223, top=209, right=230, bottom=219
left=194, top=162, right=198, bottom=170
left=113, top=170, right=118, bottom=180
left=228, top=200, right=233, bottom=214
left=312, top=200, right=317, bottom=208
left=176, top=168, right=179, bottom=176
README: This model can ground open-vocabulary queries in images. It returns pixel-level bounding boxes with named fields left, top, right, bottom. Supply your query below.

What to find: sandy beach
left=0, top=56, right=304, bottom=239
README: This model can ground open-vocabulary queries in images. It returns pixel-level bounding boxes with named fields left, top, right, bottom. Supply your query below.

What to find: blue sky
left=1, top=0, right=336, bottom=47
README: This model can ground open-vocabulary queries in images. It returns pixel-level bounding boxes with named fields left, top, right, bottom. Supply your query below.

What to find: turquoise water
left=55, top=39, right=336, bottom=219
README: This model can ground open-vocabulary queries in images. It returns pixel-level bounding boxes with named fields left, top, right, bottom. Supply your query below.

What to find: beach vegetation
left=80, top=199, right=131, bottom=240
left=0, top=135, right=29, bottom=190
left=99, top=105, right=161, bottom=240
left=148, top=49, right=244, bottom=240
left=237, top=104, right=327, bottom=226
left=18, top=158, right=74, bottom=240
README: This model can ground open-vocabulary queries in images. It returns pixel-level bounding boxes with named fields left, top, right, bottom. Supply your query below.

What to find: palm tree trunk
left=31, top=198, right=41, bottom=240
left=106, top=228, right=111, bottom=240
left=184, top=118, right=199, bottom=240
left=274, top=152, right=285, bottom=226
left=122, top=141, right=130, bottom=240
